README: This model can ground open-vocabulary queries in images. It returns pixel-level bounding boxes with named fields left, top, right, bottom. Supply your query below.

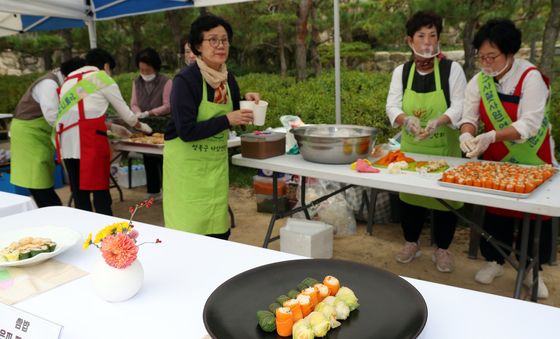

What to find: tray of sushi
left=439, top=161, right=556, bottom=199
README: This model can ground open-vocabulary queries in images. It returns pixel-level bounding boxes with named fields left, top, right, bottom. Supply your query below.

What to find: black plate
left=203, top=259, right=427, bottom=338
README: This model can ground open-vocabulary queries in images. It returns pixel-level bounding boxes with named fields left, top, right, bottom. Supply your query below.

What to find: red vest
left=479, top=67, right=552, bottom=219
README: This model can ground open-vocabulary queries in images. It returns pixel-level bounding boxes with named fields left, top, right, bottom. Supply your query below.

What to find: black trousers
left=29, top=187, right=62, bottom=208
left=480, top=212, right=552, bottom=269
left=206, top=229, right=231, bottom=240
left=64, top=159, right=112, bottom=216
left=143, top=154, right=162, bottom=194
left=400, top=200, right=457, bottom=249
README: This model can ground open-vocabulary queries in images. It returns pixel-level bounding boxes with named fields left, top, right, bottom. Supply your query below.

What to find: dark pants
left=480, top=212, right=552, bottom=270
left=64, top=159, right=112, bottom=216
left=143, top=154, right=162, bottom=194
left=29, top=187, right=62, bottom=208
left=206, top=229, right=231, bottom=240
left=400, top=200, right=457, bottom=249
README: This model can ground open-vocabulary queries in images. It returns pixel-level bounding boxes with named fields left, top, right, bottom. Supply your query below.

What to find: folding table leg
left=301, top=177, right=311, bottom=220
left=513, top=213, right=531, bottom=299
left=529, top=215, right=542, bottom=301
left=366, top=188, right=378, bottom=235
left=468, top=205, right=484, bottom=259
left=550, top=217, right=558, bottom=265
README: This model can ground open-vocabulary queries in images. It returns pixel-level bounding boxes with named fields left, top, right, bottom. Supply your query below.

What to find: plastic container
left=280, top=218, right=333, bottom=258
left=115, top=165, right=146, bottom=188
left=240, top=132, right=285, bottom=159
left=256, top=194, right=288, bottom=213
left=0, top=172, right=30, bottom=196
left=253, top=175, right=286, bottom=196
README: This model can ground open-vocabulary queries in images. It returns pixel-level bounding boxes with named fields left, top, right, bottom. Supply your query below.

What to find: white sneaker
left=475, top=261, right=504, bottom=284
left=523, top=269, right=549, bottom=299
left=395, top=242, right=421, bottom=264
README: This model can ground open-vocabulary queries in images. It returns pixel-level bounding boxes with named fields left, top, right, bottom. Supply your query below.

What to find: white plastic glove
left=136, top=111, right=150, bottom=119
left=459, top=132, right=475, bottom=154
left=110, top=123, right=132, bottom=138
left=403, top=116, right=421, bottom=136
left=417, top=118, right=440, bottom=140
left=466, top=130, right=496, bottom=158
left=137, top=122, right=153, bottom=135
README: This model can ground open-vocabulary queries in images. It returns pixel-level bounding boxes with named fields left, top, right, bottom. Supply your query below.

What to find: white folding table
left=232, top=153, right=560, bottom=301
left=0, top=191, right=37, bottom=218
left=3, top=206, right=560, bottom=339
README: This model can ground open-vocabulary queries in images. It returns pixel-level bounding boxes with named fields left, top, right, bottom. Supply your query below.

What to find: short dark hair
left=85, top=48, right=116, bottom=70
left=60, top=57, right=85, bottom=77
left=473, top=18, right=521, bottom=55
left=180, top=36, right=189, bottom=55
left=406, top=11, right=443, bottom=38
left=135, top=48, right=162, bottom=72
left=189, top=15, right=233, bottom=56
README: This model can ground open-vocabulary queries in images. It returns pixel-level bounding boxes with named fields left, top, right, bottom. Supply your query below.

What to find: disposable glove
left=137, top=122, right=153, bottom=135
left=459, top=133, right=475, bottom=154
left=417, top=118, right=440, bottom=140
left=403, top=116, right=421, bottom=136
left=466, top=130, right=496, bottom=158
left=110, top=123, right=132, bottom=138
left=136, top=111, right=150, bottom=119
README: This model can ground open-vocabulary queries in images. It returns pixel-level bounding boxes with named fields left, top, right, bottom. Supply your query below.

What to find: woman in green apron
left=10, top=58, right=85, bottom=207
left=385, top=11, right=466, bottom=272
left=164, top=15, right=259, bottom=239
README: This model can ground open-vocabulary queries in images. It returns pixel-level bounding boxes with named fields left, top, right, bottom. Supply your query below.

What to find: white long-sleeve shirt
left=386, top=61, right=467, bottom=128
left=31, top=70, right=63, bottom=125
left=57, top=66, right=138, bottom=159
left=460, top=58, right=549, bottom=142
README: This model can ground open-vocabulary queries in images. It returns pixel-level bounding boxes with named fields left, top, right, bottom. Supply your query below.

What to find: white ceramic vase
left=91, top=257, right=144, bottom=302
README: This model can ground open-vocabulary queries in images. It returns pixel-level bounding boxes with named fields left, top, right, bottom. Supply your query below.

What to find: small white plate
left=0, top=226, right=81, bottom=267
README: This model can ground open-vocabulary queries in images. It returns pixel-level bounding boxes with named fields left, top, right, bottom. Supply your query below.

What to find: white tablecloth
left=2, top=207, right=559, bottom=338
left=0, top=191, right=37, bottom=218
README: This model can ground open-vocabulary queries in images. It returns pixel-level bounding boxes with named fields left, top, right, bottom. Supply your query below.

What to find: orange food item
left=275, top=307, right=293, bottom=337
left=375, top=150, right=415, bottom=165
left=323, top=275, right=340, bottom=296
left=296, top=294, right=313, bottom=317
left=283, top=299, right=303, bottom=323
left=441, top=162, right=556, bottom=194
left=313, top=283, right=330, bottom=303
left=301, top=287, right=318, bottom=307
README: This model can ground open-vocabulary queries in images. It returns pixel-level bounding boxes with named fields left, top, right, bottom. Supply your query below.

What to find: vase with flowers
left=83, top=198, right=161, bottom=302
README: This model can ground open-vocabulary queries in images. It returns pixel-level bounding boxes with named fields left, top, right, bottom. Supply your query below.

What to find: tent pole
left=86, top=17, right=97, bottom=48
left=334, top=0, right=341, bottom=124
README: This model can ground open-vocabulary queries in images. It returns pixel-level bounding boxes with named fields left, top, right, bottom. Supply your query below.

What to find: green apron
left=10, top=117, right=55, bottom=189
left=400, top=59, right=462, bottom=211
left=163, top=82, right=232, bottom=234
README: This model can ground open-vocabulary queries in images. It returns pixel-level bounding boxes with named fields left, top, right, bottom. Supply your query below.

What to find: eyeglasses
left=477, top=52, right=502, bottom=64
left=203, top=37, right=229, bottom=48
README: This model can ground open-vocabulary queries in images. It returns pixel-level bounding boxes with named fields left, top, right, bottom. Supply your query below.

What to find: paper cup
left=253, top=100, right=268, bottom=126
left=239, top=100, right=255, bottom=111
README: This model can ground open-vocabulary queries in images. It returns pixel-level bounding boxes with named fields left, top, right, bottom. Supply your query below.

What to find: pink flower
left=101, top=233, right=138, bottom=269
left=128, top=229, right=139, bottom=240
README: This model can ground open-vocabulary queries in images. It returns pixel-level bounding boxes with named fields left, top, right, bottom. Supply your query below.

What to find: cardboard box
left=115, top=165, right=146, bottom=188
left=280, top=218, right=333, bottom=258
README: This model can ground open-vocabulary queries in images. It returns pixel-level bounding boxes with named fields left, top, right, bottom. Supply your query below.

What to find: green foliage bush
left=2, top=70, right=559, bottom=161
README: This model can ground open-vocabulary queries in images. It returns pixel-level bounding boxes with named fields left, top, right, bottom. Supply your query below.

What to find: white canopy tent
left=0, top=0, right=343, bottom=123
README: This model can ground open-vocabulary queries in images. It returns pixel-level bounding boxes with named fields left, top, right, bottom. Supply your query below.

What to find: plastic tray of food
left=118, top=139, right=164, bottom=148
left=437, top=162, right=556, bottom=199
left=118, top=132, right=164, bottom=147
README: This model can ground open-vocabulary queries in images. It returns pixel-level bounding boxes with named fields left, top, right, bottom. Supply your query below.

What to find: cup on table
left=253, top=100, right=268, bottom=126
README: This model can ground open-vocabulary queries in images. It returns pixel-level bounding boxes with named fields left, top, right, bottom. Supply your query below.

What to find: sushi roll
left=46, top=241, right=57, bottom=252
left=323, top=276, right=340, bottom=296
left=30, top=245, right=49, bottom=257
left=275, top=307, right=293, bottom=337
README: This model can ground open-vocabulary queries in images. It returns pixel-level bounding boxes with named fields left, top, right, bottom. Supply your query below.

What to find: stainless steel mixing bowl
left=291, top=124, right=378, bottom=164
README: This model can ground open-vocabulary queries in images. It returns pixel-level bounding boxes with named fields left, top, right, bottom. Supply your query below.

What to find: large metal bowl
left=291, top=124, right=378, bottom=164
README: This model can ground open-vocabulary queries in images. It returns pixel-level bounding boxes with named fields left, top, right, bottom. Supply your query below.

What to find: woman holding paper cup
left=164, top=14, right=260, bottom=239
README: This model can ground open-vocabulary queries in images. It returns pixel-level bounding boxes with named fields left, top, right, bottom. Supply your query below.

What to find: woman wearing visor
left=459, top=19, right=556, bottom=299
left=386, top=11, right=467, bottom=273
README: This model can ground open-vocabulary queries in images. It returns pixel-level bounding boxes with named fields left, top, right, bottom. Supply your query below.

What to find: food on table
left=127, top=132, right=164, bottom=145
left=0, top=237, right=57, bottom=262
left=416, top=160, right=449, bottom=173
left=374, top=150, right=415, bottom=166
left=353, top=159, right=381, bottom=173
left=276, top=307, right=294, bottom=337
left=387, top=161, right=409, bottom=174
left=257, top=310, right=276, bottom=333
left=256, top=275, right=359, bottom=337
left=440, top=162, right=555, bottom=194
